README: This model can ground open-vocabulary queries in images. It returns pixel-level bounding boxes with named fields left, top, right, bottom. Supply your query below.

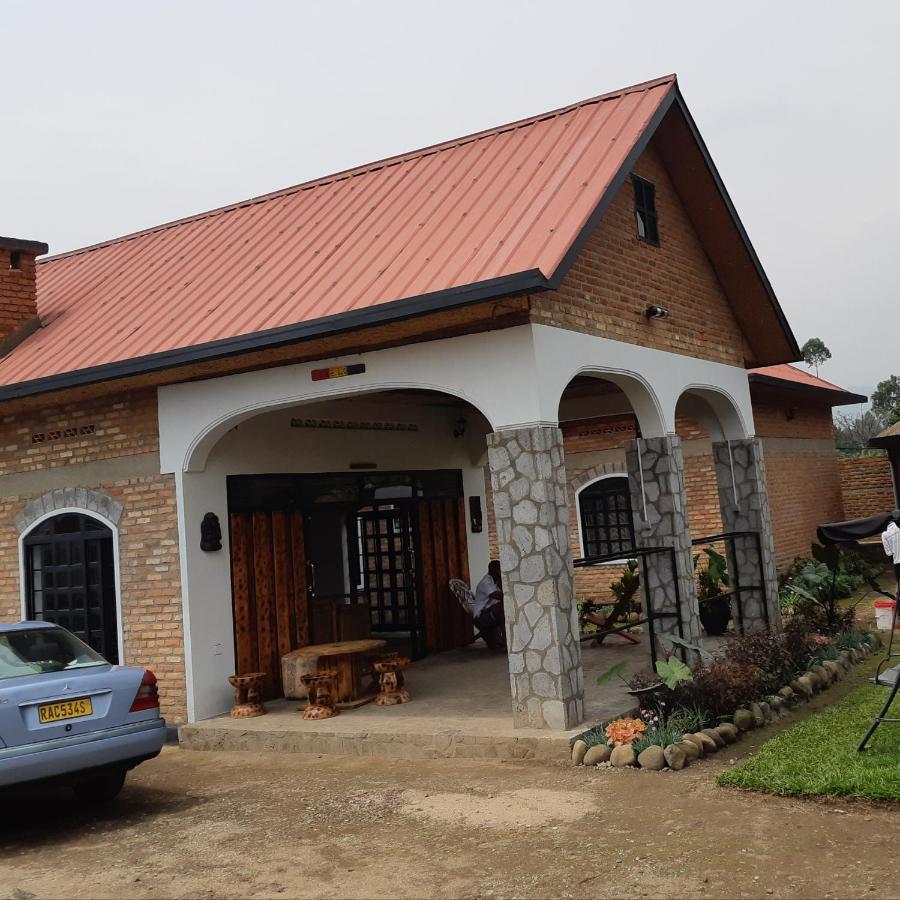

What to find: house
left=2, top=74, right=834, bottom=732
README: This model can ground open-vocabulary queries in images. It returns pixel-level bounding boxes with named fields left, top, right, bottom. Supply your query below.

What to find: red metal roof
left=1, top=76, right=676, bottom=391
left=749, top=364, right=866, bottom=405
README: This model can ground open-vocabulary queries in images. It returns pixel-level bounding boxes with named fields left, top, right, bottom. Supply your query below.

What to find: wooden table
left=288, top=639, right=387, bottom=708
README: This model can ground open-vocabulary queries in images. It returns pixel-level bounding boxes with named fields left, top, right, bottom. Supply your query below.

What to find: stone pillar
left=625, top=435, right=702, bottom=657
left=712, top=438, right=781, bottom=631
left=486, top=426, right=584, bottom=730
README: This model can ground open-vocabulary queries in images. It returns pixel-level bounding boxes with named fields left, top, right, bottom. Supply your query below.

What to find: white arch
left=183, top=379, right=497, bottom=473
left=18, top=507, right=125, bottom=667
left=555, top=364, right=668, bottom=439
left=675, top=384, right=750, bottom=442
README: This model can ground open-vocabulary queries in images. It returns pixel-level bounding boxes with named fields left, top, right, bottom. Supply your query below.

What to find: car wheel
left=72, top=769, right=127, bottom=804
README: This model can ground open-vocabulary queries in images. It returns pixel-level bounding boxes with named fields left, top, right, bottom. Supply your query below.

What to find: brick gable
left=530, top=142, right=748, bottom=367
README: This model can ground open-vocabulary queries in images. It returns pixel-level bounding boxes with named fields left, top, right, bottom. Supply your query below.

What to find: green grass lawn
left=718, top=683, right=900, bottom=801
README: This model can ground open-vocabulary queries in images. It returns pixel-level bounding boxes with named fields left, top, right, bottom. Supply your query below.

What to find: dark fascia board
left=0, top=269, right=549, bottom=402
left=670, top=90, right=801, bottom=361
left=547, top=87, right=677, bottom=288
left=749, top=372, right=867, bottom=406
left=868, top=436, right=900, bottom=449
left=0, top=237, right=49, bottom=255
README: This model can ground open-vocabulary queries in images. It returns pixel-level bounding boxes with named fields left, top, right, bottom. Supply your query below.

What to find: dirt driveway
left=2, top=728, right=899, bottom=900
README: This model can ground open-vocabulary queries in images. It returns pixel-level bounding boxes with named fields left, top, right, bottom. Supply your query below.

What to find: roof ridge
left=40, top=74, right=677, bottom=266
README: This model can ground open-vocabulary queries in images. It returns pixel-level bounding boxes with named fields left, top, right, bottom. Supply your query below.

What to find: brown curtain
left=417, top=497, right=473, bottom=654
left=229, top=510, right=308, bottom=699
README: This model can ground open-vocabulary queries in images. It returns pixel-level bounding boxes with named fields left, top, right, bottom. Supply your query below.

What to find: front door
left=349, top=502, right=424, bottom=658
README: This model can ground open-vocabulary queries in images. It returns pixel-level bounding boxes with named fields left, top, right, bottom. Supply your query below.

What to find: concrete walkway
left=180, top=635, right=655, bottom=761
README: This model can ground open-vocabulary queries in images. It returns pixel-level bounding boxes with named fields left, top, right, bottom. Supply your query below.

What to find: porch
left=178, top=637, right=649, bottom=761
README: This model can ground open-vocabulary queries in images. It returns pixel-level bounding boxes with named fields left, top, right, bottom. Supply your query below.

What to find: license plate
left=38, top=697, right=93, bottom=724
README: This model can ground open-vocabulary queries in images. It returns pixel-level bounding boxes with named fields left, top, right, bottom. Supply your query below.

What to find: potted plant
left=695, top=546, right=731, bottom=636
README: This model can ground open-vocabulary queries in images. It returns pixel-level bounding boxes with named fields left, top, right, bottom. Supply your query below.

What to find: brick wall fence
left=839, top=454, right=896, bottom=520
left=0, top=389, right=186, bottom=721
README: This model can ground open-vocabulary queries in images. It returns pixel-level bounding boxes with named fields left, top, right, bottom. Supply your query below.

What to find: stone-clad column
left=712, top=438, right=781, bottom=631
left=625, top=436, right=702, bottom=656
left=486, top=426, right=584, bottom=730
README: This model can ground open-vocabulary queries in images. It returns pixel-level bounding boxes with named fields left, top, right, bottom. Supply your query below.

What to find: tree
left=800, top=337, right=832, bottom=376
left=871, top=375, right=900, bottom=425
left=833, top=408, right=887, bottom=455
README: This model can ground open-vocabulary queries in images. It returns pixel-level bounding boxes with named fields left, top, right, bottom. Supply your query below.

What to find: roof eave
left=0, top=269, right=550, bottom=403
left=748, top=373, right=867, bottom=406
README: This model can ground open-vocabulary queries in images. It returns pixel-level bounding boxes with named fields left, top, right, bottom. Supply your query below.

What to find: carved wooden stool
left=300, top=669, right=339, bottom=719
left=228, top=672, right=266, bottom=718
left=374, top=656, right=411, bottom=705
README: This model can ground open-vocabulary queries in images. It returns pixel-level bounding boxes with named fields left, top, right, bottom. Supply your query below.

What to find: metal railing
left=574, top=544, right=685, bottom=669
left=691, top=530, right=770, bottom=632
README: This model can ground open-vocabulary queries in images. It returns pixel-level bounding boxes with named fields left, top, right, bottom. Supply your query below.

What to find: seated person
left=473, top=560, right=506, bottom=651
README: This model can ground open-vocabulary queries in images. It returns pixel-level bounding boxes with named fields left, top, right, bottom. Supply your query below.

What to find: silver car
left=0, top=621, right=166, bottom=802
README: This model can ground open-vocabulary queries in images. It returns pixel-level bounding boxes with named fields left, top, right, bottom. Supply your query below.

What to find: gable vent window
left=632, top=175, right=659, bottom=245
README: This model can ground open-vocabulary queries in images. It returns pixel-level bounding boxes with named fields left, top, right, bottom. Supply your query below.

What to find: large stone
left=681, top=733, right=705, bottom=756
left=838, top=651, right=852, bottom=671
left=715, top=723, right=738, bottom=744
left=733, top=708, right=754, bottom=731
left=811, top=664, right=830, bottom=686
left=795, top=676, right=815, bottom=698
left=805, top=670, right=823, bottom=691
left=777, top=686, right=795, bottom=703
left=637, top=745, right=667, bottom=771
left=571, top=740, right=588, bottom=766
left=678, top=740, right=700, bottom=761
left=823, top=660, right=843, bottom=682
left=748, top=702, right=765, bottom=727
left=664, top=743, right=688, bottom=770
left=583, top=744, right=611, bottom=766
left=693, top=732, right=718, bottom=754
left=702, top=727, right=727, bottom=748
left=610, top=745, right=637, bottom=768
left=758, top=702, right=774, bottom=724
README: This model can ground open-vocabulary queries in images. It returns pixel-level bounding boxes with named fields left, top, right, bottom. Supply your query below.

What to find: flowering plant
left=810, top=634, right=832, bottom=647
left=604, top=717, right=647, bottom=747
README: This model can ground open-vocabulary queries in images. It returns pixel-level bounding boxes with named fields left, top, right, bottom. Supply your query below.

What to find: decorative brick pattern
left=712, top=439, right=780, bottom=631
left=625, top=435, right=702, bottom=654
left=14, top=487, right=123, bottom=534
left=486, top=426, right=584, bottom=730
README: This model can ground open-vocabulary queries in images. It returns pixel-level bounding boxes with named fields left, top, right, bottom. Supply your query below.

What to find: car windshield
left=0, top=628, right=108, bottom=681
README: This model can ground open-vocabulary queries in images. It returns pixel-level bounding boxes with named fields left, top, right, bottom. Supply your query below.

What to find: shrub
left=725, top=630, right=795, bottom=694
left=834, top=627, right=872, bottom=651
left=673, top=659, right=770, bottom=718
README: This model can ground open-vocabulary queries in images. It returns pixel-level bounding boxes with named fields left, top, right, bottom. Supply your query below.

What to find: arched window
left=23, top=513, right=119, bottom=663
left=577, top=476, right=636, bottom=560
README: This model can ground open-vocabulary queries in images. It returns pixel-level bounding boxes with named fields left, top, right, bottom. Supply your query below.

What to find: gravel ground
left=1, top=727, right=899, bottom=900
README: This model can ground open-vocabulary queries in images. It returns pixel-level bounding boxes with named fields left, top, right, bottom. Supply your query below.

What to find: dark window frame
left=632, top=175, right=659, bottom=245
left=577, top=476, right=636, bottom=561
left=23, top=513, right=119, bottom=663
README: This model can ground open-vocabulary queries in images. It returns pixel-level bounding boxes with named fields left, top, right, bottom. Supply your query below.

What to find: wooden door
left=417, top=496, right=473, bottom=654
left=229, top=510, right=309, bottom=699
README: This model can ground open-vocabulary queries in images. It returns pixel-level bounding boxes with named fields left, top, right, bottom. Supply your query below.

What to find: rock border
left=571, top=636, right=880, bottom=770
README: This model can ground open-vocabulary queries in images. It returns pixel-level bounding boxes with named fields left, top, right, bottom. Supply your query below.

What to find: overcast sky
left=3, top=1, right=897, bottom=400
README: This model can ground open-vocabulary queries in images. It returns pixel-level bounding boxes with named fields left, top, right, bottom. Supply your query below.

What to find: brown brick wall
left=0, top=390, right=186, bottom=721
left=0, top=247, right=39, bottom=338
left=529, top=142, right=747, bottom=367
left=839, top=454, right=896, bottom=522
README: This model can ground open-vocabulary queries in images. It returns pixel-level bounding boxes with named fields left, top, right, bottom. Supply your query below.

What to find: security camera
left=644, top=305, right=670, bottom=319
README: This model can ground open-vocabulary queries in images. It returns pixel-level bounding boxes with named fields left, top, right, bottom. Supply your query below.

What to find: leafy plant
left=605, top=717, right=647, bottom=747
left=595, top=661, right=627, bottom=689
left=673, top=659, right=769, bottom=718
left=694, top=546, right=730, bottom=604
left=660, top=633, right=714, bottom=661
left=655, top=655, right=693, bottom=690
left=725, top=630, right=797, bottom=694
left=665, top=703, right=712, bottom=733
left=633, top=722, right=684, bottom=754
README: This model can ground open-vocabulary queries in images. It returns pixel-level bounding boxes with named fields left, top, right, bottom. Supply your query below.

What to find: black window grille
left=24, top=513, right=118, bottom=663
left=578, top=477, right=636, bottom=559
left=632, top=175, right=659, bottom=244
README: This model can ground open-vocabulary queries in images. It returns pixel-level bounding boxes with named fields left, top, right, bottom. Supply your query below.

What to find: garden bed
left=571, top=627, right=882, bottom=772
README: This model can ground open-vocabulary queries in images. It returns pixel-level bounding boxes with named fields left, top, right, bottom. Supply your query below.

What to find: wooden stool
left=301, top=669, right=339, bottom=719
left=228, top=672, right=266, bottom=718
left=373, top=656, right=411, bottom=705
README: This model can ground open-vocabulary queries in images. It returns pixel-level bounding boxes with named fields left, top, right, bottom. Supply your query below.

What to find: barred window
left=578, top=476, right=636, bottom=560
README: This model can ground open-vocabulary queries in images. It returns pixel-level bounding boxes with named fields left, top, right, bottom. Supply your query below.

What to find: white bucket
left=874, top=601, right=896, bottom=631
